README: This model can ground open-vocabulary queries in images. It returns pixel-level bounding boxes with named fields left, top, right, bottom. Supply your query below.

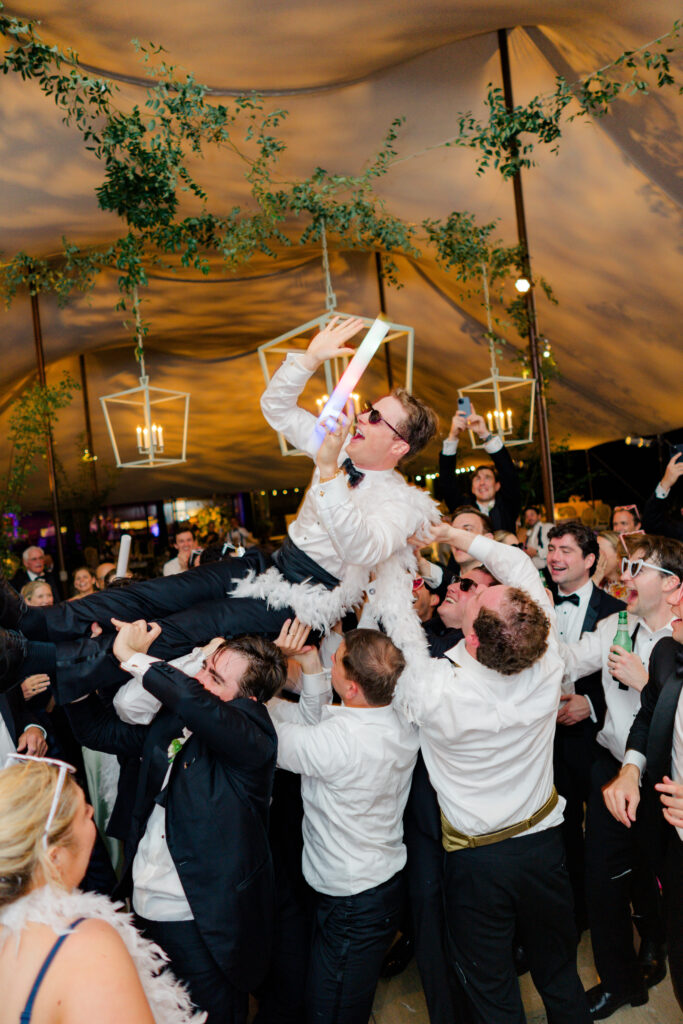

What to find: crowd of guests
left=0, top=315, right=681, bottom=1024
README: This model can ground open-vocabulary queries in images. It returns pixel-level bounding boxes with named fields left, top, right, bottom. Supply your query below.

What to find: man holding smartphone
left=438, top=399, right=521, bottom=533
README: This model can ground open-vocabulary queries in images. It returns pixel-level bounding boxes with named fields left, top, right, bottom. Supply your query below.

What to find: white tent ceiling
left=1, top=1, right=681, bottom=506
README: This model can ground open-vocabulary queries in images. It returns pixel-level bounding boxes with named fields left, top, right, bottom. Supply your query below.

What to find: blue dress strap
left=20, top=917, right=87, bottom=1023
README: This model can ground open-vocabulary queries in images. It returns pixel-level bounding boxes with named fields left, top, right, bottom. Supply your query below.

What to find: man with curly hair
left=399, top=526, right=590, bottom=1024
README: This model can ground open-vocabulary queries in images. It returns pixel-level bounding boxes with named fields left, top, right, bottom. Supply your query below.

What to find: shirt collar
left=557, top=579, right=593, bottom=601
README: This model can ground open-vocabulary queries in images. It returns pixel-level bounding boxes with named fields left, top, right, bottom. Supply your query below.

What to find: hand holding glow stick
left=310, top=315, right=390, bottom=451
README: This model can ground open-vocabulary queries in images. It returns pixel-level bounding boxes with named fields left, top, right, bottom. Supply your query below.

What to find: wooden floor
left=370, top=932, right=683, bottom=1023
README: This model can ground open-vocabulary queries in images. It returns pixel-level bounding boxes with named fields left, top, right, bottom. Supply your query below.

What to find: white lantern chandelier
left=99, top=289, right=190, bottom=468
left=258, top=223, right=415, bottom=456
left=459, top=263, right=536, bottom=449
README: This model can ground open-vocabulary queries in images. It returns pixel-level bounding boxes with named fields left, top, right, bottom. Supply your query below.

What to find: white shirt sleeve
left=115, top=652, right=163, bottom=724
left=260, top=353, right=319, bottom=457
left=483, top=435, right=504, bottom=454
left=559, top=627, right=604, bottom=689
left=623, top=749, right=647, bottom=778
left=274, top=714, right=350, bottom=777
left=655, top=483, right=670, bottom=499
left=268, top=670, right=332, bottom=727
left=442, top=438, right=458, bottom=455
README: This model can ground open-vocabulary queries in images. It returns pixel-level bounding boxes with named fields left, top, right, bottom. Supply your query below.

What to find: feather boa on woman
left=0, top=885, right=205, bottom=1024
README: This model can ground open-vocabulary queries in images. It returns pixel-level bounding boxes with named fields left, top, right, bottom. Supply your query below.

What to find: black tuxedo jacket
left=627, top=637, right=682, bottom=787
left=11, top=568, right=60, bottom=602
left=438, top=443, right=520, bottom=531
left=0, top=685, right=34, bottom=745
left=66, top=661, right=277, bottom=992
left=643, top=489, right=683, bottom=541
left=554, top=582, right=625, bottom=730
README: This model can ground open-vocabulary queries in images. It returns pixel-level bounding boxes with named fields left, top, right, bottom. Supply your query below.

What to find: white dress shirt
left=260, top=354, right=431, bottom=579
left=162, top=556, right=182, bottom=576
left=554, top=580, right=593, bottom=645
left=526, top=521, right=553, bottom=569
left=562, top=613, right=673, bottom=763
left=0, top=717, right=16, bottom=765
left=401, top=535, right=565, bottom=838
left=269, top=670, right=420, bottom=897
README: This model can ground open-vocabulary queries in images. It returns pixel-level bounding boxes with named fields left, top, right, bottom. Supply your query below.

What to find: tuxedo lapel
left=646, top=645, right=683, bottom=785
left=581, top=584, right=601, bottom=637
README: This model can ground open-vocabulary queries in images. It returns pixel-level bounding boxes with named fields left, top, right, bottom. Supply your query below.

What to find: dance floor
left=370, top=931, right=683, bottom=1023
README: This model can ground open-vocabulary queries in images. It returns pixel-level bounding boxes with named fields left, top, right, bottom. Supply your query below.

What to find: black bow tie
left=555, top=592, right=580, bottom=606
left=341, top=457, right=365, bottom=488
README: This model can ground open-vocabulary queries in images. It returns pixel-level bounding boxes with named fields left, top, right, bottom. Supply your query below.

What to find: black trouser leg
left=404, top=768, right=471, bottom=1024
left=136, top=916, right=248, bottom=1024
left=23, top=554, right=264, bottom=642
left=51, top=597, right=295, bottom=705
left=306, top=872, right=404, bottom=1024
left=585, top=751, right=637, bottom=992
left=664, top=832, right=683, bottom=1010
left=444, top=828, right=590, bottom=1024
left=553, top=721, right=598, bottom=933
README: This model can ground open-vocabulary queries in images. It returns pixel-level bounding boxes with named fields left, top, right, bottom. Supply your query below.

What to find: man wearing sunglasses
left=0, top=317, right=439, bottom=703
left=561, top=535, right=681, bottom=1018
left=602, top=537, right=683, bottom=1012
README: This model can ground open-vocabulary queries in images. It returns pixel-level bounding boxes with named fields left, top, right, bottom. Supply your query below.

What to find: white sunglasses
left=621, top=557, right=676, bottom=579
left=5, top=753, right=77, bottom=849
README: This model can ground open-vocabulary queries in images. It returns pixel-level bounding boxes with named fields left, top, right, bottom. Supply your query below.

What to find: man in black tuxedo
left=63, top=619, right=287, bottom=1024
left=643, top=452, right=683, bottom=541
left=438, top=404, right=520, bottom=532
left=603, top=554, right=683, bottom=1011
left=10, top=546, right=60, bottom=602
left=545, top=521, right=624, bottom=932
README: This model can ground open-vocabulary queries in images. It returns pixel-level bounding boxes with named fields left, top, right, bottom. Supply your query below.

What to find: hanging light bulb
left=515, top=277, right=531, bottom=293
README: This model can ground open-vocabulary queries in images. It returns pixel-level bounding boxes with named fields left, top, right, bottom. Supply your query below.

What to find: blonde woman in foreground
left=0, top=757, right=204, bottom=1024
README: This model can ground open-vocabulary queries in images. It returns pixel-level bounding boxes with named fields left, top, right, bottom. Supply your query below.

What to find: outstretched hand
left=274, top=618, right=322, bottom=675
left=300, top=316, right=365, bottom=372
left=316, top=402, right=354, bottom=480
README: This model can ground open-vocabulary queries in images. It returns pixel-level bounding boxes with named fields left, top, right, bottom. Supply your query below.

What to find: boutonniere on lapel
left=167, top=727, right=191, bottom=763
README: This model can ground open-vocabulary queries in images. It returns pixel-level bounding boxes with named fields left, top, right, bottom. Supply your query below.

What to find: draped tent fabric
left=0, top=1, right=681, bottom=506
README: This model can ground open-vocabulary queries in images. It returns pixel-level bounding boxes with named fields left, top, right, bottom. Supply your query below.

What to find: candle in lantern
left=136, top=426, right=142, bottom=450
left=158, top=425, right=164, bottom=449
left=486, top=412, right=493, bottom=432
left=506, top=409, right=512, bottom=431
left=116, top=534, right=131, bottom=579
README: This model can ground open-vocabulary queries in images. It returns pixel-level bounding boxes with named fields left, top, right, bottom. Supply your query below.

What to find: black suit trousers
left=136, top=916, right=247, bottom=1024
left=443, top=826, right=590, bottom=1024
left=22, top=554, right=266, bottom=642
left=584, top=749, right=665, bottom=994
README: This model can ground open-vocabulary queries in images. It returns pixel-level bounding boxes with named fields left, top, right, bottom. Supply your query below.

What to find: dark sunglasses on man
left=363, top=402, right=408, bottom=444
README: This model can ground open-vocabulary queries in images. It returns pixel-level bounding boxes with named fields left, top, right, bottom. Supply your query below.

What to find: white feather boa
left=231, top=477, right=439, bottom=719
left=0, top=885, right=205, bottom=1023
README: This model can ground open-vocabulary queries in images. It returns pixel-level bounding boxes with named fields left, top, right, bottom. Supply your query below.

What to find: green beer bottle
left=612, top=610, right=632, bottom=690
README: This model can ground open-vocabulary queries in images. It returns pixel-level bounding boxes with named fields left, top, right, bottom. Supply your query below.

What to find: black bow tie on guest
left=555, top=592, right=580, bottom=606
left=341, top=457, right=365, bottom=488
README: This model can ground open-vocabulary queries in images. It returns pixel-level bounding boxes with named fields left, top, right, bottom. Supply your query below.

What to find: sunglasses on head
left=363, top=402, right=408, bottom=444
left=5, top=753, right=77, bottom=849
left=614, top=504, right=641, bottom=520
left=621, top=557, right=676, bottom=579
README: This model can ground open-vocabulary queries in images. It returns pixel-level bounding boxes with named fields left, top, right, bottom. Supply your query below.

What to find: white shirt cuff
left=584, top=696, right=597, bottom=724
left=483, top=435, right=503, bottom=454
left=622, top=750, right=647, bottom=780
left=442, top=438, right=458, bottom=455
left=26, top=723, right=47, bottom=738
left=655, top=483, right=670, bottom=499
left=314, top=471, right=350, bottom=507
left=301, top=670, right=332, bottom=695
left=422, top=561, right=443, bottom=586
left=119, top=652, right=161, bottom=676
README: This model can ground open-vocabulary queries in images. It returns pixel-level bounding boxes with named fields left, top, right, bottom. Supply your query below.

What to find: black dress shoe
left=586, top=981, right=648, bottom=1019
left=380, top=934, right=414, bottom=978
left=0, top=627, right=28, bottom=692
left=0, top=574, right=26, bottom=630
left=638, top=938, right=667, bottom=987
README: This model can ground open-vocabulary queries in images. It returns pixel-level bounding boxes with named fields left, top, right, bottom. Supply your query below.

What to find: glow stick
left=310, top=315, right=390, bottom=451
left=116, top=534, right=131, bottom=578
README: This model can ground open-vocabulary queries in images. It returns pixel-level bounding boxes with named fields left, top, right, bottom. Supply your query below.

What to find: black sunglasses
left=458, top=577, right=477, bottom=592
left=363, top=402, right=408, bottom=444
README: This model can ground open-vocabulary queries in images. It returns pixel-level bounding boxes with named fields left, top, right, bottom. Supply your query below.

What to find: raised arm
left=260, top=317, right=364, bottom=456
